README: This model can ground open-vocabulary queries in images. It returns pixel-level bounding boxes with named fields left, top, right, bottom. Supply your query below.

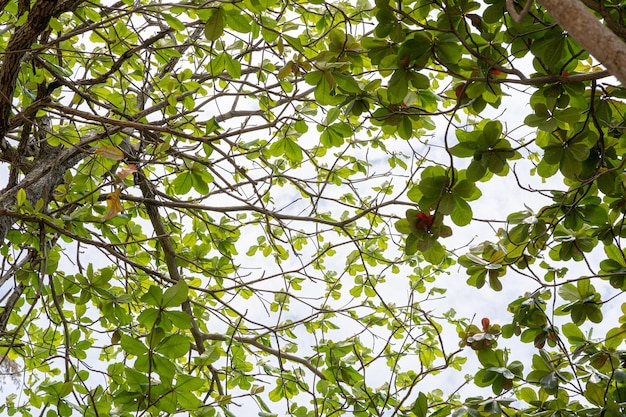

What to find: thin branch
left=506, top=0, right=534, bottom=23
left=201, top=332, right=326, bottom=380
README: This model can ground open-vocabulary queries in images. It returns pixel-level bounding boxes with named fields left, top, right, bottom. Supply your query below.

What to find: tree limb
left=0, top=0, right=59, bottom=139
left=538, top=0, right=626, bottom=84
left=579, top=0, right=626, bottom=41
left=201, top=332, right=326, bottom=380
left=0, top=147, right=85, bottom=244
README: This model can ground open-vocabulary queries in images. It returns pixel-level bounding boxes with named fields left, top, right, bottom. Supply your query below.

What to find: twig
left=506, top=0, right=534, bottom=23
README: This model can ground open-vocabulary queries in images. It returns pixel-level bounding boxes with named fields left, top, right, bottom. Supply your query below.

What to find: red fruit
left=490, top=69, right=503, bottom=75
left=454, top=83, right=470, bottom=102
left=562, top=71, right=570, bottom=76
left=481, top=317, right=490, bottom=332
left=455, top=84, right=465, bottom=98
left=415, top=212, right=434, bottom=230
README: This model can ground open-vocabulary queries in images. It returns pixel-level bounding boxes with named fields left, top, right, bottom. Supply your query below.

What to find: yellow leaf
left=277, top=62, right=293, bottom=79
left=95, top=145, right=124, bottom=161
left=103, top=188, right=123, bottom=220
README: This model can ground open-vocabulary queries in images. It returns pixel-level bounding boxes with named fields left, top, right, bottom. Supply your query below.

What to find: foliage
left=0, top=0, right=625, bottom=416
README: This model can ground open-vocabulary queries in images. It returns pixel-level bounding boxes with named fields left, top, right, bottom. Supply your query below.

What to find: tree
left=0, top=0, right=625, bottom=415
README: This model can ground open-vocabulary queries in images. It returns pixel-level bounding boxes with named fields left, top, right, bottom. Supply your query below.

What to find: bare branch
left=506, top=0, right=534, bottom=23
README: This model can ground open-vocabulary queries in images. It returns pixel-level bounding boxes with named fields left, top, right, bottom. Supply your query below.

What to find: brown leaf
left=117, top=163, right=138, bottom=180
left=103, top=188, right=123, bottom=220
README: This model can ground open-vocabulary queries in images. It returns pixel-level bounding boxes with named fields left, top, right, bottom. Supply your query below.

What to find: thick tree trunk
left=0, top=0, right=59, bottom=138
left=539, top=0, right=626, bottom=84
left=0, top=148, right=85, bottom=244
left=0, top=0, right=87, bottom=245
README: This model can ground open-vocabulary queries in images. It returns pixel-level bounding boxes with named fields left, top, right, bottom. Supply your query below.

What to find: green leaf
left=565, top=142, right=590, bottom=162
left=411, top=72, right=430, bottom=89
left=333, top=72, right=361, bottom=93
left=398, top=33, right=432, bottom=68
left=224, top=54, right=242, bottom=78
left=172, top=172, right=194, bottom=195
left=163, top=280, right=189, bottom=308
left=283, top=138, right=303, bottom=163
left=410, top=392, right=428, bottom=417
left=604, top=327, right=624, bottom=350
left=419, top=175, right=448, bottom=197
left=407, top=185, right=422, bottom=203
left=282, top=34, right=305, bottom=54
left=204, top=8, right=224, bottom=41
left=153, top=352, right=176, bottom=379
left=450, top=196, right=473, bottom=226
left=164, top=310, right=193, bottom=329
left=16, top=188, right=26, bottom=206
left=450, top=142, right=478, bottom=158
left=177, top=374, right=206, bottom=391
left=488, top=272, right=502, bottom=291
left=539, top=372, right=558, bottom=391
left=137, top=308, right=161, bottom=328
left=141, top=285, right=164, bottom=306
left=482, top=120, right=502, bottom=146
left=558, top=283, right=580, bottom=302
left=191, top=171, right=210, bottom=195
left=163, top=13, right=186, bottom=31
left=584, top=382, right=606, bottom=406
left=405, top=232, right=418, bottom=255
left=561, top=322, right=585, bottom=344
left=225, top=9, right=251, bottom=33
left=388, top=70, right=409, bottom=104
left=157, top=334, right=191, bottom=358
left=320, top=123, right=351, bottom=147
left=423, top=241, right=446, bottom=264
left=554, top=107, right=582, bottom=128
left=453, top=179, right=478, bottom=199
left=120, top=334, right=148, bottom=356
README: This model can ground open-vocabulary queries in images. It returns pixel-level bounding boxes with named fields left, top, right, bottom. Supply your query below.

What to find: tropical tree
left=0, top=0, right=625, bottom=416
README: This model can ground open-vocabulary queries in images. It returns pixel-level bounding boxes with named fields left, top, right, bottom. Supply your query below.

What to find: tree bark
left=0, top=148, right=85, bottom=245
left=0, top=0, right=88, bottom=245
left=0, top=0, right=59, bottom=139
left=539, top=0, right=626, bottom=84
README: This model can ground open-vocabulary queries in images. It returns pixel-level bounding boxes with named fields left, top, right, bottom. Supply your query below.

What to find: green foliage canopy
left=0, top=0, right=625, bottom=416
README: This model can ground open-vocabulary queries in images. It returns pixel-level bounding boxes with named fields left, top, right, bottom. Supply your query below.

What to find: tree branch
left=0, top=147, right=85, bottom=245
left=538, top=0, right=626, bottom=84
left=506, top=0, right=534, bottom=23
left=579, top=0, right=626, bottom=41
left=201, top=332, right=326, bottom=380
left=0, top=0, right=58, bottom=139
